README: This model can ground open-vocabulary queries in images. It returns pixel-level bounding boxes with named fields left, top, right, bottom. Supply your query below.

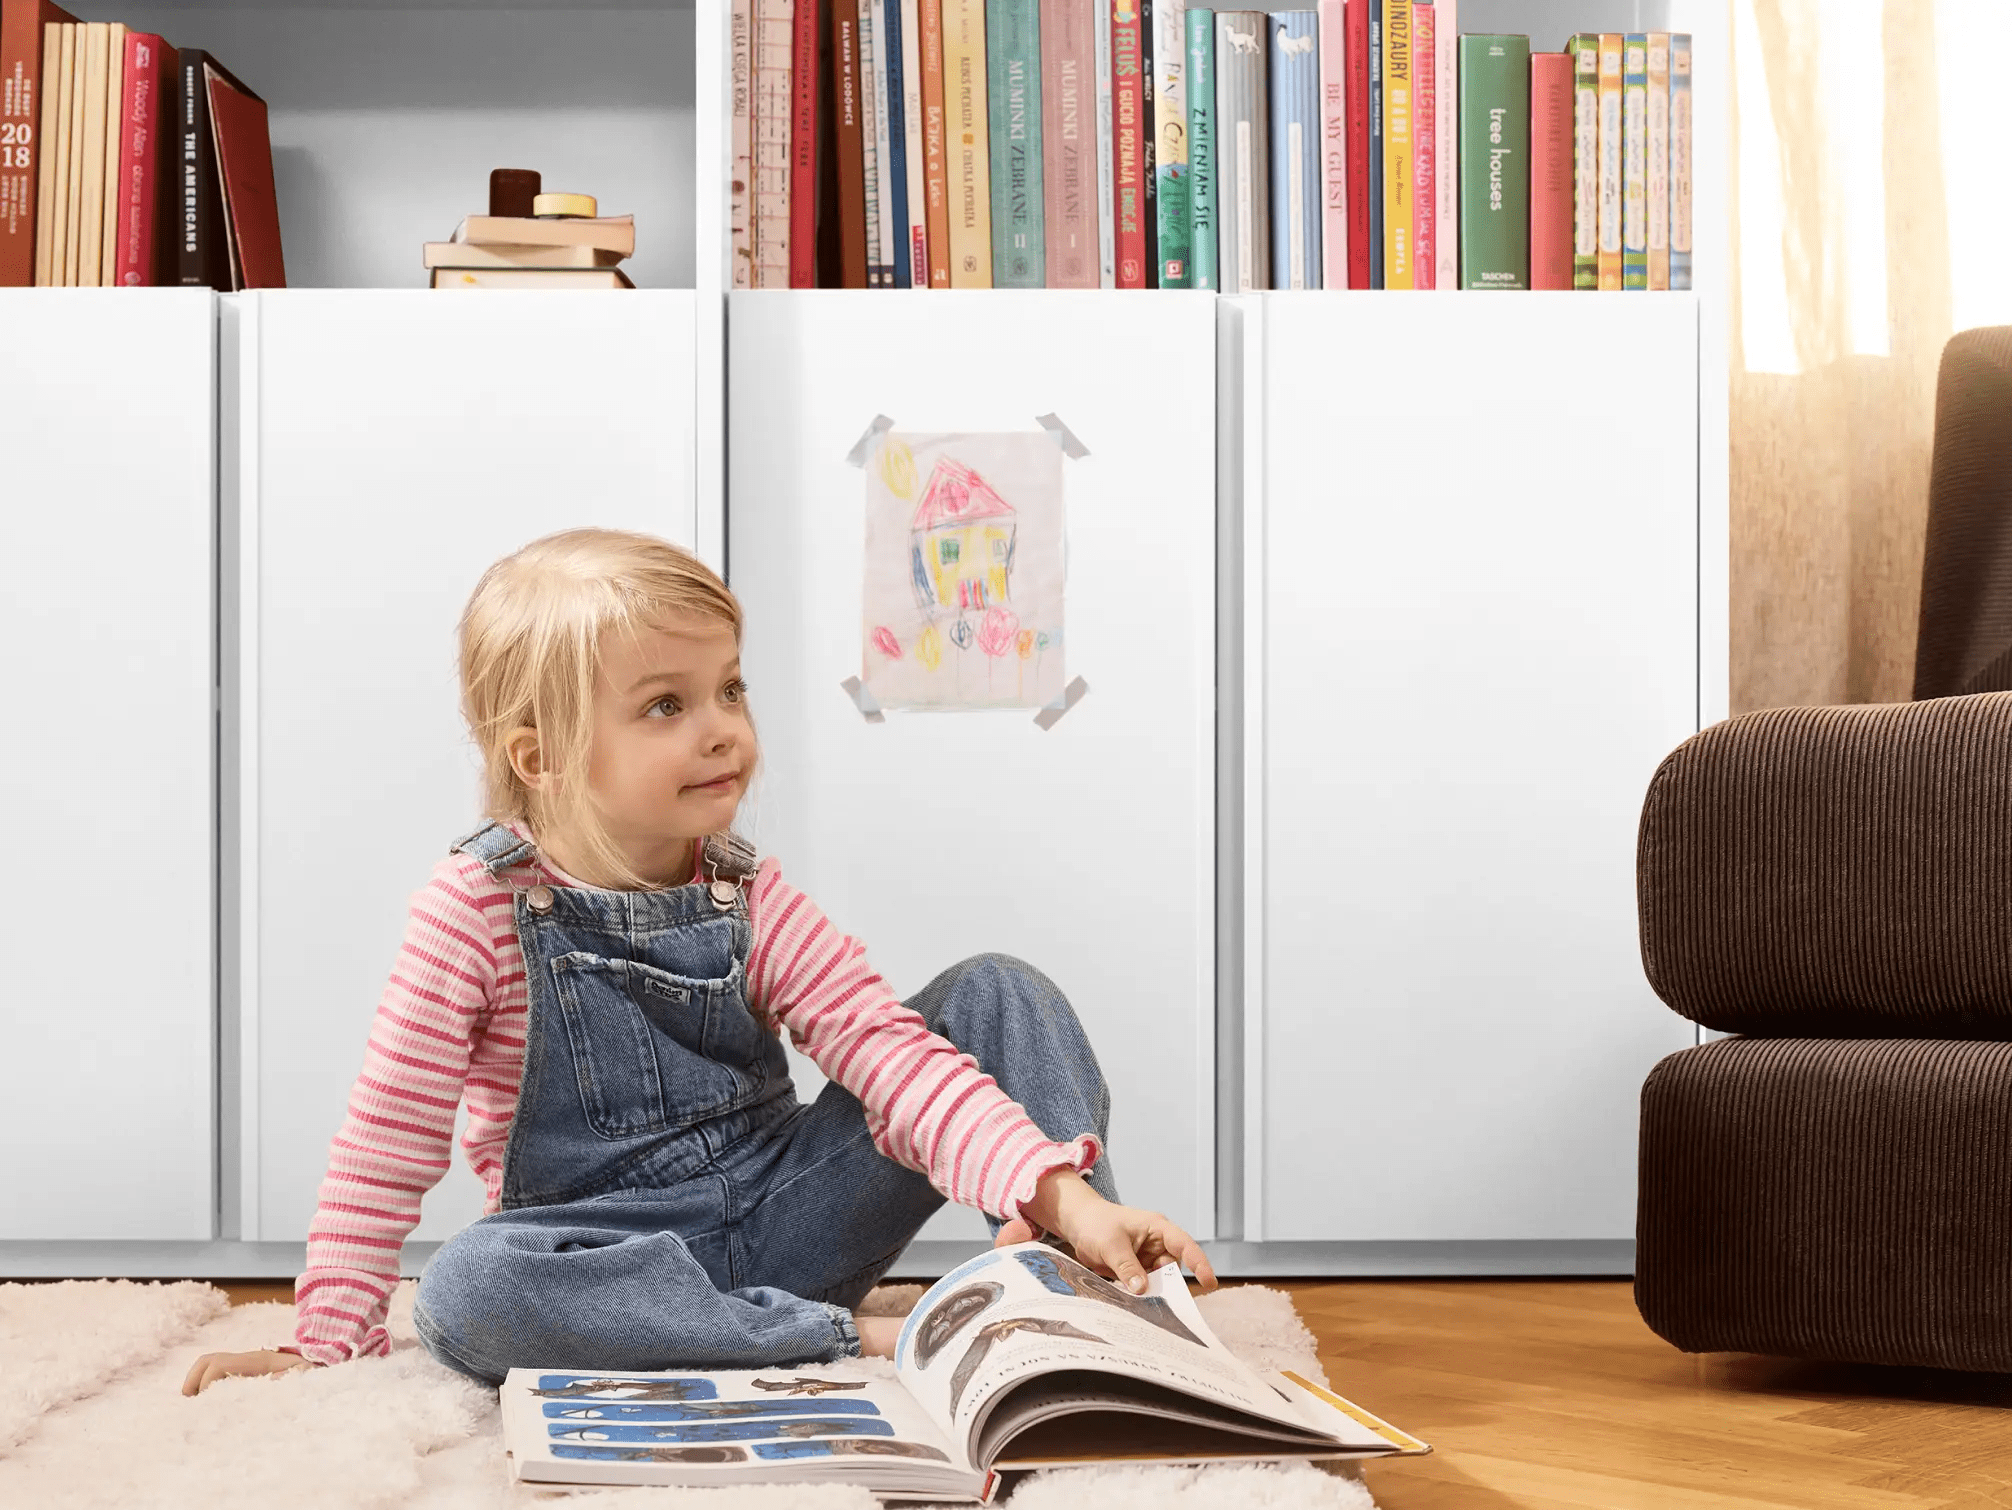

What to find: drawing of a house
left=909, top=458, right=1017, bottom=615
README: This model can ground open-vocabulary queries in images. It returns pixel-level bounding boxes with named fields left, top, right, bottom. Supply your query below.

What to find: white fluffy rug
left=0, top=1277, right=1377, bottom=1509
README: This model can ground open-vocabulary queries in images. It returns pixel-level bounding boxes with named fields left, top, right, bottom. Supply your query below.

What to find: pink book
left=1040, top=0, right=1097, bottom=286
left=113, top=31, right=166, bottom=286
left=1412, top=0, right=1434, bottom=287
left=1530, top=50, right=1574, bottom=288
left=1317, top=0, right=1347, bottom=289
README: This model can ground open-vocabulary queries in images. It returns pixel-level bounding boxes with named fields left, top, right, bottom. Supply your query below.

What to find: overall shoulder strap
left=448, top=818, right=540, bottom=877
left=701, top=830, right=761, bottom=884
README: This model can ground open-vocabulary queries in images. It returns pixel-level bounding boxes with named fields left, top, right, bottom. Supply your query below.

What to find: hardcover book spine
left=1344, top=0, right=1369, bottom=286
left=1432, top=0, right=1456, bottom=289
left=2, top=0, right=78, bottom=286
left=1112, top=0, right=1145, bottom=287
left=1412, top=0, right=1433, bottom=287
left=859, top=0, right=886, bottom=287
left=97, top=20, right=121, bottom=284
left=921, top=0, right=952, bottom=285
left=790, top=0, right=820, bottom=285
left=832, top=5, right=870, bottom=287
left=1140, top=0, right=1157, bottom=283
left=1621, top=32, right=1645, bottom=289
left=31, top=21, right=63, bottom=285
left=883, top=0, right=911, bottom=285
left=1154, top=0, right=1190, bottom=286
left=901, top=0, right=928, bottom=285
left=64, top=20, right=83, bottom=284
left=1529, top=50, right=1570, bottom=288
left=114, top=31, right=164, bottom=286
left=1596, top=32, right=1620, bottom=290
left=76, top=21, right=104, bottom=287
left=1379, top=0, right=1410, bottom=287
left=1646, top=31, right=1669, bottom=290
left=48, top=24, right=73, bottom=284
left=1569, top=33, right=1597, bottom=289
left=1670, top=33, right=1691, bottom=290
left=730, top=0, right=754, bottom=288
left=1367, top=0, right=1381, bottom=285
left=1456, top=32, right=1527, bottom=289
left=1093, top=0, right=1116, bottom=284
left=1317, top=0, right=1346, bottom=289
left=987, top=0, right=1044, bottom=285
left=1186, top=7, right=1217, bottom=289
left=1269, top=10, right=1319, bottom=289
left=754, top=0, right=793, bottom=288
left=943, top=0, right=994, bottom=285
left=1214, top=10, right=1268, bottom=292
left=1041, top=0, right=1097, bottom=287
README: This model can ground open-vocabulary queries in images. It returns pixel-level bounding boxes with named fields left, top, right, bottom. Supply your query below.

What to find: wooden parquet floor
left=216, top=1277, right=2012, bottom=1508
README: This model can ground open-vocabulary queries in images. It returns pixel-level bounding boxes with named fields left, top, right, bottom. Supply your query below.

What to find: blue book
left=1186, top=7, right=1217, bottom=290
left=1368, top=0, right=1383, bottom=286
left=1267, top=11, right=1320, bottom=287
left=885, top=0, right=912, bottom=286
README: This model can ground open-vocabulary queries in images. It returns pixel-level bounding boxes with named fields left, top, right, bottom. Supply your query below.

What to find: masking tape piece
left=840, top=676, right=887, bottom=723
left=844, top=414, right=897, bottom=468
left=1034, top=413, right=1090, bottom=459
left=1032, top=676, right=1089, bottom=730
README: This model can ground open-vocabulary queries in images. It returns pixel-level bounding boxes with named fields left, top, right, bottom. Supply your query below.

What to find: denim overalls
left=411, top=818, right=1118, bottom=1386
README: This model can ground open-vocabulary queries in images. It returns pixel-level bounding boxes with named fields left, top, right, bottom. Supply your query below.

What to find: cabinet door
left=1246, top=293, right=1700, bottom=1243
left=728, top=291, right=1217, bottom=1243
left=0, top=290, right=216, bottom=1240
left=231, top=291, right=699, bottom=1245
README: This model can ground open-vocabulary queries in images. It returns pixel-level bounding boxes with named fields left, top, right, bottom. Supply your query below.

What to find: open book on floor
left=500, top=1240, right=1430, bottom=1504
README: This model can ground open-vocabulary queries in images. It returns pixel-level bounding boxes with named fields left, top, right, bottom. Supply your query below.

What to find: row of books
left=731, top=1, right=1694, bottom=292
left=0, top=2, right=284, bottom=289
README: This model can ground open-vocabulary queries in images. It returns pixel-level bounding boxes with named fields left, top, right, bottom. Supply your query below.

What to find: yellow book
left=1596, top=32, right=1622, bottom=290
left=941, top=0, right=992, bottom=287
left=98, top=22, right=124, bottom=286
left=75, top=20, right=106, bottom=287
left=32, top=22, right=62, bottom=285
left=1381, top=0, right=1413, bottom=287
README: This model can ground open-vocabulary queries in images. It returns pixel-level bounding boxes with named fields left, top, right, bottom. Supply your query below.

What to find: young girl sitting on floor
left=183, top=527, right=1213, bottom=1394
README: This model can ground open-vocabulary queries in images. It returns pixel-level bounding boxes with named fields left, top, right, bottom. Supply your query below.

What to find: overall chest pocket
left=549, top=953, right=767, bottom=1140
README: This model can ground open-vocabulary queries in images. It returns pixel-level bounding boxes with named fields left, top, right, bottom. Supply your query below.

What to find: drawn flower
left=949, top=619, right=975, bottom=650
left=872, top=626, right=902, bottom=659
left=1015, top=629, right=1035, bottom=661
left=917, top=625, right=943, bottom=670
left=977, top=607, right=1020, bottom=658
left=878, top=437, right=917, bottom=501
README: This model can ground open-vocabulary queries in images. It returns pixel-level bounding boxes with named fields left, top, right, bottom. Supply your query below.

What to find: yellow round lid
left=532, top=192, right=598, bottom=219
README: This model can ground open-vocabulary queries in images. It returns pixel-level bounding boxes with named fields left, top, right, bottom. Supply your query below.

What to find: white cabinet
left=0, top=290, right=217, bottom=1240
left=1235, top=292, right=1700, bottom=1244
left=727, top=291, right=1218, bottom=1244
left=226, top=290, right=700, bottom=1245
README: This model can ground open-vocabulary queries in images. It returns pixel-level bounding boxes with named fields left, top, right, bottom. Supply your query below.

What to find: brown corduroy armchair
left=1632, top=692, right=2012, bottom=1372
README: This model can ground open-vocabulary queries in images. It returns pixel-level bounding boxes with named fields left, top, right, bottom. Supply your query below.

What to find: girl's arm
left=744, top=860, right=1100, bottom=1223
left=290, top=861, right=505, bottom=1365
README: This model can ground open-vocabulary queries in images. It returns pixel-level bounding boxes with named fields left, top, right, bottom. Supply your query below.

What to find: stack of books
left=425, top=203, right=638, bottom=290
left=0, top=2, right=282, bottom=289
left=736, top=0, right=1694, bottom=293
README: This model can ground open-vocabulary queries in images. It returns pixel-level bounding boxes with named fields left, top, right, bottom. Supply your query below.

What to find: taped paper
left=1034, top=413, right=1090, bottom=459
left=844, top=414, right=897, bottom=468
left=1032, top=675, right=1089, bottom=730
left=839, top=676, right=887, bottom=723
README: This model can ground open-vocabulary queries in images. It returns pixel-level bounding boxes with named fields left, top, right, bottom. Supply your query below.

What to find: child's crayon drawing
left=532, top=1374, right=718, bottom=1401
left=1014, top=1247, right=1204, bottom=1347
left=544, top=1398, right=880, bottom=1422
left=549, top=1418, right=896, bottom=1445
left=550, top=1443, right=747, bottom=1464
left=862, top=431, right=1067, bottom=712
left=752, top=1438, right=953, bottom=1462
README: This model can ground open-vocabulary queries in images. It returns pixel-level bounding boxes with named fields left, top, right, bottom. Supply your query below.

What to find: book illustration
left=549, top=1418, right=897, bottom=1444
left=751, top=1375, right=871, bottom=1395
left=534, top=1374, right=719, bottom=1401
left=753, top=1438, right=953, bottom=1462
left=1276, top=28, right=1312, bottom=57
left=861, top=431, right=1066, bottom=713
left=552, top=1443, right=747, bottom=1464
left=913, top=1280, right=1006, bottom=1367
left=1221, top=23, right=1260, bottom=54
left=545, top=1398, right=881, bottom=1422
left=1014, top=1245, right=1204, bottom=1347
left=948, top=1316, right=1107, bottom=1415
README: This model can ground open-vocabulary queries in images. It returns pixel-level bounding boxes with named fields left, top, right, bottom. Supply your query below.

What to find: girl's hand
left=1014, top=1168, right=1219, bottom=1295
left=181, top=1348, right=314, bottom=1395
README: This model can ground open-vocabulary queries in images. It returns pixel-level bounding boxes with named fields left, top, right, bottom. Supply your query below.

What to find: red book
left=1412, top=2, right=1435, bottom=288
left=1111, top=0, right=1144, bottom=288
left=789, top=0, right=818, bottom=285
left=1343, top=0, right=1371, bottom=288
left=920, top=0, right=951, bottom=286
left=0, top=0, right=79, bottom=285
left=207, top=67, right=285, bottom=288
left=829, top=3, right=868, bottom=287
left=113, top=31, right=167, bottom=286
left=1529, top=50, right=1573, bottom=289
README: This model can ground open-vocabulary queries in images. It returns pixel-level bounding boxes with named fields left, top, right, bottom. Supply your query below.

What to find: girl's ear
left=504, top=726, right=546, bottom=789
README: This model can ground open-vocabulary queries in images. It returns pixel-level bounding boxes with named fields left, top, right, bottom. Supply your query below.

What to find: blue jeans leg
left=732, top=952, right=1117, bottom=1309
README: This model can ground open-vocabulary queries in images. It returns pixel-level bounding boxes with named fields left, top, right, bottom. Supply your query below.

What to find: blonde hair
left=457, top=527, right=758, bottom=893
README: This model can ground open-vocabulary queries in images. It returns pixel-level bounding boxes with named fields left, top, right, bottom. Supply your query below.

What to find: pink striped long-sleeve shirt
left=293, top=823, right=1100, bottom=1364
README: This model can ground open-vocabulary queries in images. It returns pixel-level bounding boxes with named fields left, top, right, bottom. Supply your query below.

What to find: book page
left=894, top=1242, right=1324, bottom=1452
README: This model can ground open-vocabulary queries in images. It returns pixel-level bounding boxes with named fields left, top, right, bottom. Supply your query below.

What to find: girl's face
left=580, top=612, right=753, bottom=884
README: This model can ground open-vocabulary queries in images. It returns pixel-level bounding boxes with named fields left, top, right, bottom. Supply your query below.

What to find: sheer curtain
left=1729, top=0, right=1996, bottom=711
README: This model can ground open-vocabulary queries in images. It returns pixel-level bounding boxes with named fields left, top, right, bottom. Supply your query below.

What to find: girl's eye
left=647, top=696, right=682, bottom=718
left=724, top=678, right=749, bottom=703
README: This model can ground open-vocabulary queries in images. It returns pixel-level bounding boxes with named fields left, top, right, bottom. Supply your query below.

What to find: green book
left=987, top=0, right=1046, bottom=286
left=1186, top=7, right=1217, bottom=289
left=1457, top=33, right=1529, bottom=289
left=1622, top=32, right=1647, bottom=289
left=1155, top=0, right=1192, bottom=286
